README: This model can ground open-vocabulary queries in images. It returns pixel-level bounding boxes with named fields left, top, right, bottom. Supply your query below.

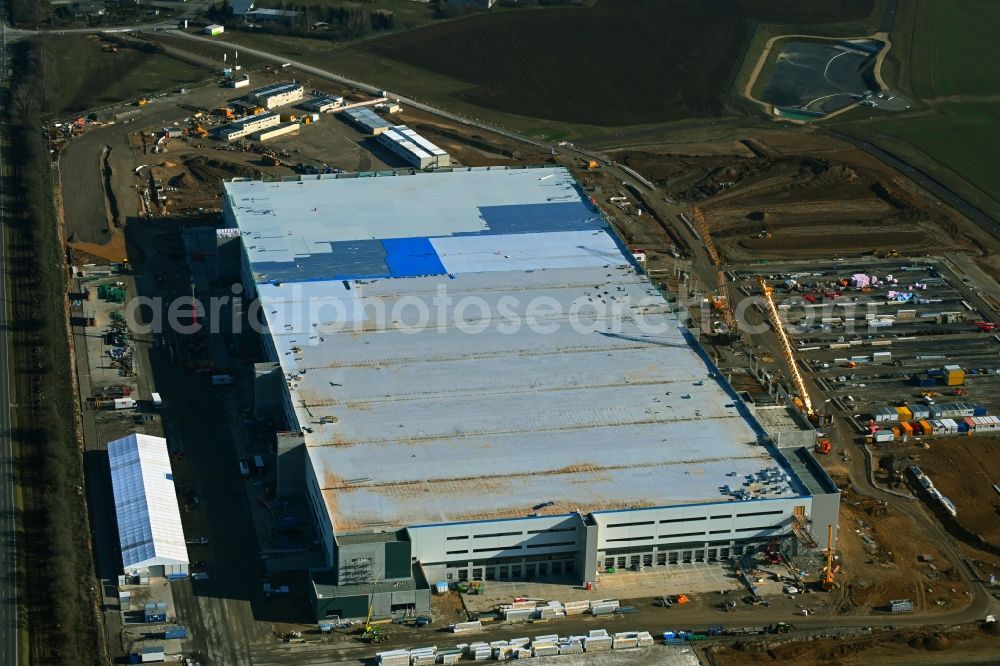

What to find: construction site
left=42, top=31, right=1000, bottom=666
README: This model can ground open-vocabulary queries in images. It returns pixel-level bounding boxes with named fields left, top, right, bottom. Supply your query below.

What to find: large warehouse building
left=222, top=167, right=839, bottom=620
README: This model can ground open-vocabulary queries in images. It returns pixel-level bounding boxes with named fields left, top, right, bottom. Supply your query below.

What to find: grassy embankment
left=834, top=0, right=1000, bottom=223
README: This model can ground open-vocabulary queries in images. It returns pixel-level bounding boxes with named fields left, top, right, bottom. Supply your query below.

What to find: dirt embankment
left=706, top=623, right=1000, bottom=666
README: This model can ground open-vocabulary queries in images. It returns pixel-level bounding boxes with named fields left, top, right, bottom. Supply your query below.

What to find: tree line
left=5, top=39, right=103, bottom=664
left=209, top=0, right=396, bottom=39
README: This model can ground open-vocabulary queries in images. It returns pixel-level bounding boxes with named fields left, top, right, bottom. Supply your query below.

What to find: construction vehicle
left=757, top=227, right=772, bottom=239
left=763, top=541, right=782, bottom=565
left=758, top=277, right=818, bottom=424
left=577, top=158, right=599, bottom=170
left=950, top=388, right=969, bottom=397
left=874, top=249, right=901, bottom=259
left=975, top=321, right=997, bottom=332
left=216, top=106, right=235, bottom=119
left=136, top=98, right=149, bottom=106
left=821, top=524, right=836, bottom=591
left=261, top=152, right=283, bottom=167
left=358, top=575, right=389, bottom=643
left=815, top=439, right=831, bottom=455
left=191, top=126, right=208, bottom=138
left=250, top=105, right=266, bottom=115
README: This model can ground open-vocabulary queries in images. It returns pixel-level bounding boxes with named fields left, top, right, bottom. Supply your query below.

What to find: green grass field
left=885, top=0, right=1000, bottom=99
left=39, top=35, right=213, bottom=116
left=840, top=0, right=1000, bottom=224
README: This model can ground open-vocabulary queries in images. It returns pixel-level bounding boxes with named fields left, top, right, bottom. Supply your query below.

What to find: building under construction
left=221, top=167, right=840, bottom=621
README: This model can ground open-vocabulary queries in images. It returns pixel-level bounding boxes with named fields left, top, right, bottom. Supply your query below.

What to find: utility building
left=107, top=434, right=188, bottom=578
left=216, top=112, right=280, bottom=142
left=222, top=167, right=839, bottom=621
left=246, top=82, right=304, bottom=110
left=377, top=125, right=450, bottom=169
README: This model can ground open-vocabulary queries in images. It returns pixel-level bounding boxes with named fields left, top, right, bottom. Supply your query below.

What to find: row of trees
left=208, top=1, right=396, bottom=39
left=5, top=40, right=103, bottom=664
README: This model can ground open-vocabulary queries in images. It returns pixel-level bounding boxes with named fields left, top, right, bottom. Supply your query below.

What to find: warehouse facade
left=222, top=167, right=839, bottom=620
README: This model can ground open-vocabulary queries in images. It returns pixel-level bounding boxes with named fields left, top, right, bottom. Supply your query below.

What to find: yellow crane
left=692, top=206, right=736, bottom=332
left=821, top=524, right=836, bottom=591
left=757, top=277, right=814, bottom=417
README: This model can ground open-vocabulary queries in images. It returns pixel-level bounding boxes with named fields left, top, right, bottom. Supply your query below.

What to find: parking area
left=732, top=258, right=1000, bottom=441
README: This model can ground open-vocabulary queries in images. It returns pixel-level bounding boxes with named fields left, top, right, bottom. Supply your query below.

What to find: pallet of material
left=612, top=635, right=638, bottom=649
left=492, top=646, right=516, bottom=660
left=590, top=604, right=617, bottom=616
left=584, top=636, right=612, bottom=652
left=503, top=601, right=537, bottom=610
left=558, top=640, right=584, bottom=655
left=465, top=643, right=491, bottom=661
left=502, top=608, right=534, bottom=621
left=536, top=608, right=565, bottom=620
left=376, top=650, right=410, bottom=666
left=532, top=643, right=559, bottom=657
left=450, top=621, right=482, bottom=633
left=564, top=600, right=590, bottom=615
left=439, top=654, right=460, bottom=664
left=411, top=654, right=436, bottom=666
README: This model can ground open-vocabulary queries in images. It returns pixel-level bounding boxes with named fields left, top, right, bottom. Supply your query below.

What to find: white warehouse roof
left=107, top=434, right=188, bottom=572
left=224, top=167, right=808, bottom=532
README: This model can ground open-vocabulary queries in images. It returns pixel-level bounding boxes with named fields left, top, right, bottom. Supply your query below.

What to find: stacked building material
left=585, top=629, right=612, bottom=651
left=375, top=650, right=409, bottom=666
left=564, top=600, right=590, bottom=615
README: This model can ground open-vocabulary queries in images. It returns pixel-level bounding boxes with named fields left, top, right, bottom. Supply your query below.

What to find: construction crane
left=360, top=573, right=388, bottom=643
left=757, top=277, right=815, bottom=419
left=692, top=206, right=737, bottom=334
left=821, top=524, right=836, bottom=591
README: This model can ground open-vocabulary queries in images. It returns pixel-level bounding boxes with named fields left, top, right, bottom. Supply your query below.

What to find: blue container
left=164, top=627, right=187, bottom=639
left=958, top=423, right=969, bottom=433
left=127, top=654, right=141, bottom=665
left=974, top=405, right=988, bottom=416
left=927, top=369, right=944, bottom=377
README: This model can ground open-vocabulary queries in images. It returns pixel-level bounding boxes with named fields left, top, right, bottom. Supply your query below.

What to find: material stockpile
left=584, top=629, right=612, bottom=651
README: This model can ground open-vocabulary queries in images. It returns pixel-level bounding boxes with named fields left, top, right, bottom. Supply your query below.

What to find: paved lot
left=463, top=563, right=743, bottom=615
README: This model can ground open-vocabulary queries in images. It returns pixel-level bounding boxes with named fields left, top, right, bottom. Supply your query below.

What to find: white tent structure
left=107, top=434, right=188, bottom=577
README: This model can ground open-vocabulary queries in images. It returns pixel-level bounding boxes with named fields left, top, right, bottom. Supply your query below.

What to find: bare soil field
left=912, top=435, right=1000, bottom=547
left=831, top=487, right=970, bottom=614
left=706, top=624, right=1000, bottom=666
left=616, top=132, right=996, bottom=261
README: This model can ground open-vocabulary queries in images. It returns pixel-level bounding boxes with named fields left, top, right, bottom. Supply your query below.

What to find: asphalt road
left=0, top=6, right=21, bottom=666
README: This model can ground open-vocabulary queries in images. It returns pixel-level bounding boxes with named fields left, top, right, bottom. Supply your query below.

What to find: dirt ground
left=904, top=435, right=1000, bottom=547
left=705, top=623, right=1000, bottom=665
left=613, top=130, right=1000, bottom=263
left=828, top=482, right=970, bottom=614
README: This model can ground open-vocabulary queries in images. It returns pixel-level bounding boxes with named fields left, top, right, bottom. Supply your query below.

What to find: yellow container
left=946, top=372, right=965, bottom=386
left=896, top=406, right=912, bottom=422
left=892, top=427, right=901, bottom=437
left=919, top=419, right=933, bottom=435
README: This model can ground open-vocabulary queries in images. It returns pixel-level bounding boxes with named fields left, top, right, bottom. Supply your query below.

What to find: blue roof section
left=382, top=237, right=446, bottom=277
left=476, top=201, right=603, bottom=235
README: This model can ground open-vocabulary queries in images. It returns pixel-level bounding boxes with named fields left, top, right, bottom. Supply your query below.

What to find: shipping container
left=900, top=422, right=914, bottom=436
left=918, top=419, right=933, bottom=435
left=151, top=392, right=162, bottom=409
left=253, top=455, right=265, bottom=476
left=163, top=627, right=186, bottom=639
left=973, top=405, right=988, bottom=417
left=896, top=406, right=912, bottom=422
left=110, top=398, right=137, bottom=410
left=874, top=431, right=894, bottom=443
